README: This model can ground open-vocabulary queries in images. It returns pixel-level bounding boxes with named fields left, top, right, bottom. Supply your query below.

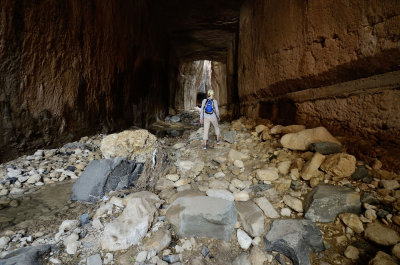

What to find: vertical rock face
left=0, top=0, right=169, bottom=161
left=211, top=62, right=228, bottom=106
left=238, top=0, right=400, bottom=169
left=175, top=61, right=211, bottom=110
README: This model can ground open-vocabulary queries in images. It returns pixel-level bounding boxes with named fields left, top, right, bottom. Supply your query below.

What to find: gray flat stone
left=304, top=185, right=361, bottom=223
left=0, top=244, right=54, bottom=265
left=236, top=201, right=265, bottom=237
left=166, top=196, right=237, bottom=240
left=87, top=254, right=102, bottom=265
left=223, top=131, right=237, bottom=144
left=308, top=142, right=342, bottom=155
left=264, top=219, right=325, bottom=265
left=71, top=158, right=143, bottom=203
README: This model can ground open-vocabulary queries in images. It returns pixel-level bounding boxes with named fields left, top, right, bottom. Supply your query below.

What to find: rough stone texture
left=364, top=223, right=400, bottom=246
left=100, top=130, right=157, bottom=163
left=280, top=127, right=341, bottom=151
left=166, top=196, right=237, bottom=240
left=308, top=142, right=343, bottom=155
left=71, top=158, right=143, bottom=203
left=338, top=213, right=364, bottom=234
left=0, top=0, right=169, bottom=162
left=264, top=219, right=325, bottom=265
left=305, top=185, right=361, bottom=223
left=238, top=0, right=400, bottom=170
left=320, top=153, right=357, bottom=178
left=236, top=201, right=265, bottom=237
left=101, top=192, right=160, bottom=251
left=254, top=197, right=279, bottom=218
left=301, top=152, right=326, bottom=181
left=368, top=251, right=398, bottom=265
left=0, top=244, right=54, bottom=265
left=142, top=229, right=171, bottom=253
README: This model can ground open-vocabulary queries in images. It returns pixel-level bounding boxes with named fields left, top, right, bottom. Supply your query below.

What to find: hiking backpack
left=204, top=99, right=214, bottom=114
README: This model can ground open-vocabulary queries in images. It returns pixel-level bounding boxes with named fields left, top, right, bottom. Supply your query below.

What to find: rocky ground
left=0, top=111, right=399, bottom=265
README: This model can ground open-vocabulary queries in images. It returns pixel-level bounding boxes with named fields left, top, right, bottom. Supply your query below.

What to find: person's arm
left=200, top=99, right=206, bottom=122
left=214, top=99, right=220, bottom=120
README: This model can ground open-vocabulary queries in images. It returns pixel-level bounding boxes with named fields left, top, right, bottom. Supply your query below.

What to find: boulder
left=142, top=229, right=171, bottom=253
left=254, top=197, right=280, bottom=218
left=71, top=158, right=143, bottom=203
left=368, top=251, right=398, bottom=265
left=256, top=168, right=279, bottom=182
left=232, top=253, right=251, bottom=265
left=223, top=131, right=236, bottom=144
left=364, top=223, right=400, bottom=246
left=338, top=213, right=364, bottom=233
left=236, top=201, right=265, bottom=237
left=304, top=185, right=361, bottom=222
left=264, top=219, right=325, bottom=265
left=301, top=153, right=326, bottom=180
left=228, top=149, right=249, bottom=162
left=255, top=125, right=267, bottom=134
left=280, top=127, right=340, bottom=151
left=0, top=245, right=54, bottom=265
left=101, top=192, right=160, bottom=251
left=271, top=125, right=306, bottom=135
left=237, top=229, right=252, bottom=250
left=166, top=196, right=237, bottom=240
left=308, top=142, right=342, bottom=155
left=320, top=153, right=356, bottom=178
left=100, top=129, right=157, bottom=163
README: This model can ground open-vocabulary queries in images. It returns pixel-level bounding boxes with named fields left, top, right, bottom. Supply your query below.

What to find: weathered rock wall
left=0, top=0, right=169, bottom=161
left=238, top=0, right=400, bottom=169
left=211, top=62, right=228, bottom=106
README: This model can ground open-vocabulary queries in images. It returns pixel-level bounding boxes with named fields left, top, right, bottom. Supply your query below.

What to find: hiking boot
left=217, top=140, right=221, bottom=145
left=203, top=145, right=207, bottom=150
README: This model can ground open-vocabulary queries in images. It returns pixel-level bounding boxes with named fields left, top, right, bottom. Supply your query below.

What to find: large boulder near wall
left=280, top=127, right=341, bottom=151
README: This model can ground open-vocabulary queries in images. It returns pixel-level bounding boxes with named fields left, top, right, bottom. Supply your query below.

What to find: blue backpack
left=204, top=99, right=214, bottom=114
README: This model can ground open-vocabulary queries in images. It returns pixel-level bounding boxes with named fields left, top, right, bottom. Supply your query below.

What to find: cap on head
left=207, top=89, right=214, bottom=97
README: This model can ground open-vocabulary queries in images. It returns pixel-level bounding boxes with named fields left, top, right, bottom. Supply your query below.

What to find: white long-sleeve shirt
left=200, top=97, right=220, bottom=120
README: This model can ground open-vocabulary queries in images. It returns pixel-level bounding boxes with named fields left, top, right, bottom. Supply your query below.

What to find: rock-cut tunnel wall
left=238, top=0, right=400, bottom=168
left=0, top=0, right=169, bottom=161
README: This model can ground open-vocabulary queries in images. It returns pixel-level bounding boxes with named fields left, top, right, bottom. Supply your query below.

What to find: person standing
left=200, top=89, right=220, bottom=149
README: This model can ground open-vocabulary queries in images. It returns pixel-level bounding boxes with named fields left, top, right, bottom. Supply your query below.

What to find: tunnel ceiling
left=152, top=0, right=244, bottom=62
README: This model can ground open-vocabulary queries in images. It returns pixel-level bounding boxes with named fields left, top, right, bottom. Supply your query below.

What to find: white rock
left=228, top=149, right=249, bottom=161
left=7, top=169, right=22, bottom=178
left=283, top=195, right=303, bottom=212
left=280, top=208, right=292, bottom=216
left=277, top=161, right=291, bottom=175
left=0, top=189, right=8, bottom=196
left=231, top=179, right=246, bottom=190
left=166, top=174, right=180, bottom=182
left=254, top=197, right=279, bottom=218
left=9, top=188, right=24, bottom=195
left=256, top=168, right=279, bottom=182
left=234, top=160, right=244, bottom=168
left=136, top=251, right=148, bottom=263
left=103, top=253, right=114, bottom=264
left=214, top=172, right=225, bottom=178
left=64, top=233, right=79, bottom=246
left=66, top=241, right=80, bottom=255
left=234, top=191, right=250, bottom=201
left=237, top=229, right=252, bottom=250
left=209, top=179, right=229, bottom=189
left=101, top=192, right=159, bottom=251
left=206, top=189, right=234, bottom=201
left=49, top=257, right=62, bottom=264
left=0, top=237, right=10, bottom=249
left=174, top=178, right=189, bottom=187
left=173, top=143, right=185, bottom=149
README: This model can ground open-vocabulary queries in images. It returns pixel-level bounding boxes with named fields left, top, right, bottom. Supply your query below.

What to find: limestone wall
left=0, top=0, right=169, bottom=161
left=238, top=0, right=400, bottom=168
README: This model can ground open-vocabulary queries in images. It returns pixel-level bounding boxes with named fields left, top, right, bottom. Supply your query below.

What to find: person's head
left=207, top=89, right=214, bottom=98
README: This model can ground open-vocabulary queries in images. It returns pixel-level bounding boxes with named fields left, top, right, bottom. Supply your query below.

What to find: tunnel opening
left=173, top=60, right=228, bottom=113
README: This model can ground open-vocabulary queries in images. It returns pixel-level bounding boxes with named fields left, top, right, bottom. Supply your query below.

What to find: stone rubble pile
left=0, top=114, right=399, bottom=265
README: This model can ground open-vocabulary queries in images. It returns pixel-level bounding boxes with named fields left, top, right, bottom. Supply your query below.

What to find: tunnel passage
left=1, top=0, right=400, bottom=170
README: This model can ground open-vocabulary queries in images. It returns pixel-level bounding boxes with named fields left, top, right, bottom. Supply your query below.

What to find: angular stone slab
left=71, top=158, right=143, bottom=203
left=304, top=185, right=361, bottom=223
left=0, top=244, right=54, bottom=265
left=264, top=219, right=325, bottom=265
left=236, top=201, right=265, bottom=237
left=166, top=196, right=237, bottom=240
